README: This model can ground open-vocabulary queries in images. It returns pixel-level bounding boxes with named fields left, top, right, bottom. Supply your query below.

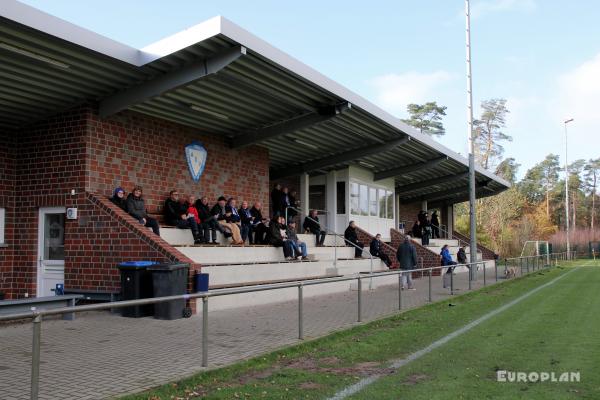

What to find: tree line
left=402, top=100, right=600, bottom=256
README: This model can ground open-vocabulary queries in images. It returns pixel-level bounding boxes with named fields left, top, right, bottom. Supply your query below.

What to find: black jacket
left=411, top=222, right=422, bottom=238
left=271, top=189, right=282, bottom=214
left=431, top=213, right=440, bottom=227
left=195, top=201, right=212, bottom=222
left=396, top=240, right=418, bottom=270
left=250, top=207, right=264, bottom=224
left=126, top=194, right=148, bottom=220
left=344, top=226, right=359, bottom=243
left=370, top=239, right=383, bottom=257
left=211, top=203, right=227, bottom=221
left=239, top=207, right=253, bottom=224
left=457, top=248, right=467, bottom=264
left=164, top=198, right=186, bottom=225
left=269, top=221, right=285, bottom=245
left=110, top=195, right=127, bottom=211
left=303, top=216, right=321, bottom=233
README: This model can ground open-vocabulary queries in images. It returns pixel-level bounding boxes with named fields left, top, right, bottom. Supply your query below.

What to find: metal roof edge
left=2, top=0, right=141, bottom=64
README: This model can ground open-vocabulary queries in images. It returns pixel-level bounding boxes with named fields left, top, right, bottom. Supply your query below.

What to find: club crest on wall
left=185, top=141, right=208, bottom=182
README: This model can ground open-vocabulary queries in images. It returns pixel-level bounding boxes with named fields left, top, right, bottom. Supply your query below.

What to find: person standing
left=431, top=211, right=440, bottom=239
left=271, top=184, right=283, bottom=217
left=126, top=186, right=160, bottom=236
left=344, top=221, right=364, bottom=258
left=421, top=218, right=431, bottom=246
left=396, top=236, right=417, bottom=290
left=303, top=209, right=326, bottom=246
left=369, top=234, right=392, bottom=268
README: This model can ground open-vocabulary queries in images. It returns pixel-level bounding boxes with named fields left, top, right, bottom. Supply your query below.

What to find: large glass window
left=337, top=181, right=346, bottom=214
left=378, top=189, right=386, bottom=218
left=350, top=182, right=359, bottom=215
left=386, top=191, right=394, bottom=219
left=369, top=187, right=377, bottom=216
left=359, top=184, right=369, bottom=216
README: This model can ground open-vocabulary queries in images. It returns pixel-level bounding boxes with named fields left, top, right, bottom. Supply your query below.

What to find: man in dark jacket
left=457, top=246, right=467, bottom=264
left=126, top=186, right=160, bottom=236
left=195, top=196, right=221, bottom=244
left=239, top=200, right=254, bottom=244
left=250, top=202, right=269, bottom=244
left=211, top=196, right=242, bottom=244
left=396, top=236, right=417, bottom=290
left=110, top=187, right=127, bottom=211
left=303, top=209, right=326, bottom=246
left=344, top=221, right=364, bottom=258
left=431, top=211, right=440, bottom=239
left=287, top=221, right=308, bottom=260
left=271, top=184, right=282, bottom=218
left=164, top=190, right=201, bottom=244
left=269, top=216, right=293, bottom=259
left=369, top=234, right=391, bottom=268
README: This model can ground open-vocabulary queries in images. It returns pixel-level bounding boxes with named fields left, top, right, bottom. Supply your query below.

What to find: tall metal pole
left=564, top=118, right=573, bottom=259
left=466, top=0, right=477, bottom=280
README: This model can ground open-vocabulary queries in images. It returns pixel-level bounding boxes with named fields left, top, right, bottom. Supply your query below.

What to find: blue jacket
left=441, top=248, right=454, bottom=266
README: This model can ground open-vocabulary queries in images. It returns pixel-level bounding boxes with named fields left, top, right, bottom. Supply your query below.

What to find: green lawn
left=121, top=260, right=597, bottom=400
left=349, top=261, right=600, bottom=399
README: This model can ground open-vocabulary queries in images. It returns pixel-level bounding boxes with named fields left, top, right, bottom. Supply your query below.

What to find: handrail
left=435, top=225, right=470, bottom=248
left=286, top=205, right=377, bottom=288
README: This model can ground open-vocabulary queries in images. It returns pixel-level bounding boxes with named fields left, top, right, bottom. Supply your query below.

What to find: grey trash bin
left=149, top=263, right=189, bottom=320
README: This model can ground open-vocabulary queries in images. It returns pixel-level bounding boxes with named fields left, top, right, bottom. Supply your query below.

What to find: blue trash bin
left=194, top=273, right=209, bottom=292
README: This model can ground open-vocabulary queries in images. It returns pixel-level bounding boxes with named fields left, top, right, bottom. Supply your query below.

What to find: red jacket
left=187, top=205, right=200, bottom=224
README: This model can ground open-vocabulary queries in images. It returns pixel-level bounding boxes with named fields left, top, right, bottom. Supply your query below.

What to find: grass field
left=123, top=260, right=599, bottom=400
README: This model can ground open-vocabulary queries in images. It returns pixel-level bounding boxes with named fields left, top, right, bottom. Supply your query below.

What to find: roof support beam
left=230, top=102, right=351, bottom=149
left=396, top=172, right=469, bottom=195
left=271, top=136, right=410, bottom=180
left=374, top=156, right=448, bottom=181
left=99, top=45, right=246, bottom=117
left=401, top=180, right=490, bottom=203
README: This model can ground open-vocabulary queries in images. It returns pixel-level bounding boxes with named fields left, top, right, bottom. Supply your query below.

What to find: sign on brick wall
left=185, top=141, right=207, bottom=182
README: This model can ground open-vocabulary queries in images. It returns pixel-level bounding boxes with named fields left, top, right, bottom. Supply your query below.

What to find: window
left=359, top=184, right=369, bottom=216
left=386, top=191, right=394, bottom=219
left=337, top=181, right=346, bottom=214
left=0, top=208, right=4, bottom=243
left=309, top=185, right=326, bottom=213
left=350, top=182, right=359, bottom=215
left=378, top=189, right=386, bottom=218
left=369, top=187, right=377, bottom=216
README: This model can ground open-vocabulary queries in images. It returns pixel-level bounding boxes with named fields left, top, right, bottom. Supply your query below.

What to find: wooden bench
left=0, top=295, right=84, bottom=321
left=209, top=274, right=342, bottom=290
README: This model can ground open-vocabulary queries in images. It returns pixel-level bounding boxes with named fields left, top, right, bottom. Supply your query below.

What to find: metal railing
left=285, top=205, right=378, bottom=288
left=0, top=251, right=577, bottom=399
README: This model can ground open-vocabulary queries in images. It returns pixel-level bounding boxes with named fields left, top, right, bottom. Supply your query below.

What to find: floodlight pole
left=564, top=118, right=574, bottom=259
left=466, top=0, right=477, bottom=280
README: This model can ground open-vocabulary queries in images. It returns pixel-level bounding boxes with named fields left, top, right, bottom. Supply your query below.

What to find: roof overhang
left=0, top=0, right=510, bottom=204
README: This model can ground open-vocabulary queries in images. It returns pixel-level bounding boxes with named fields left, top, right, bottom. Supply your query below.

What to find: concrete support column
left=447, top=204, right=454, bottom=238
left=421, top=200, right=428, bottom=213
left=395, top=193, right=400, bottom=231
left=326, top=170, right=337, bottom=233
left=300, top=172, right=310, bottom=222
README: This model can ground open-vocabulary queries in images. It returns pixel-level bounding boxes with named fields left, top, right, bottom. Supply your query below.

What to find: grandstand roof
left=0, top=1, right=510, bottom=205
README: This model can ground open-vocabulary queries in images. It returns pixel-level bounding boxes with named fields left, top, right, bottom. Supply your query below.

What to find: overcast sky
left=19, top=0, right=600, bottom=178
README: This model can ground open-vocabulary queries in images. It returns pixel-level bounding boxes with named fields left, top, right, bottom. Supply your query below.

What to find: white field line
left=327, top=263, right=589, bottom=400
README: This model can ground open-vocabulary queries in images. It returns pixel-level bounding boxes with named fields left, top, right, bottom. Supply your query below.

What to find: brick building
left=0, top=2, right=509, bottom=299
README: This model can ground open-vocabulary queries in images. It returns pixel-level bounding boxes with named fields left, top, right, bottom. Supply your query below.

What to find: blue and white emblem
left=185, top=141, right=207, bottom=182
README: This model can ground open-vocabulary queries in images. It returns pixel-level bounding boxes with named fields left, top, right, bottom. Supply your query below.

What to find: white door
left=37, top=207, right=66, bottom=296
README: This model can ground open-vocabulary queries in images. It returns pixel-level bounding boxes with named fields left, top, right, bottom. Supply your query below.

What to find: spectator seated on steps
left=164, top=190, right=202, bottom=244
left=369, top=234, right=391, bottom=268
left=110, top=187, right=127, bottom=211
left=287, top=221, right=308, bottom=260
left=126, top=185, right=160, bottom=236
left=238, top=200, right=255, bottom=244
left=344, top=221, right=364, bottom=258
left=185, top=195, right=206, bottom=244
left=303, top=209, right=326, bottom=246
left=211, top=196, right=243, bottom=245
left=268, top=215, right=294, bottom=260
left=250, top=201, right=269, bottom=244
left=195, top=196, right=221, bottom=244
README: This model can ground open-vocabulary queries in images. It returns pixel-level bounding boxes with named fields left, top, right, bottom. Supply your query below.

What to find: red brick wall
left=390, top=228, right=441, bottom=276
left=453, top=230, right=496, bottom=260
left=87, top=108, right=270, bottom=214
left=398, top=201, right=422, bottom=229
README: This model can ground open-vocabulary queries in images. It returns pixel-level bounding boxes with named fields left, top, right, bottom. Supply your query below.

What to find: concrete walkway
left=0, top=267, right=505, bottom=400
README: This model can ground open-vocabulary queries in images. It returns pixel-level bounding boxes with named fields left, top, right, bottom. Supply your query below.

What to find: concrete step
left=411, top=238, right=460, bottom=247
left=160, top=227, right=343, bottom=247
left=176, top=244, right=357, bottom=264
